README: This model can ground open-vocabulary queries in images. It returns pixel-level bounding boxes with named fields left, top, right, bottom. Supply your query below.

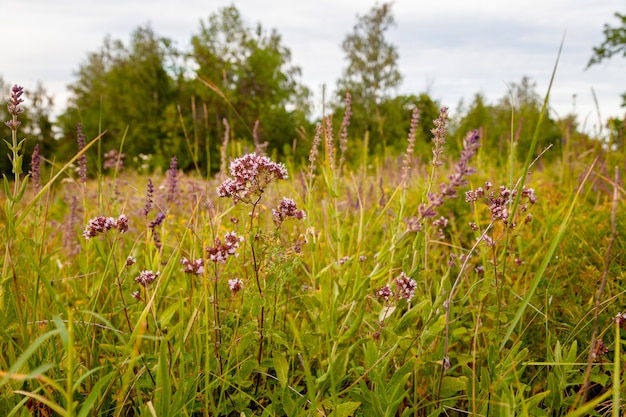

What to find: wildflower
left=82, top=215, right=129, bottom=240
left=359, top=255, right=367, bottom=262
left=228, top=278, right=244, bottom=294
left=103, top=149, right=125, bottom=171
left=149, top=212, right=166, bottom=229
left=401, top=107, right=419, bottom=189
left=272, top=197, right=306, bottom=227
left=5, top=85, right=24, bottom=131
left=339, top=92, right=352, bottom=169
left=308, top=123, right=323, bottom=179
left=166, top=156, right=178, bottom=203
left=613, top=312, right=626, bottom=330
left=30, top=144, right=41, bottom=192
left=432, top=216, right=448, bottom=229
left=135, top=270, right=159, bottom=287
left=394, top=272, right=417, bottom=301
left=77, top=123, right=87, bottom=183
left=338, top=256, right=349, bottom=265
left=181, top=257, right=204, bottom=275
left=116, top=214, right=129, bottom=233
left=131, top=290, right=141, bottom=301
left=438, top=129, right=481, bottom=199
left=217, top=153, right=288, bottom=203
left=126, top=256, right=136, bottom=267
left=324, top=115, right=336, bottom=170
left=404, top=216, right=422, bottom=232
left=143, top=178, right=154, bottom=216
left=206, top=231, right=243, bottom=263
left=475, top=265, right=485, bottom=275
left=376, top=284, right=393, bottom=302
left=430, top=107, right=448, bottom=168
left=467, top=183, right=537, bottom=227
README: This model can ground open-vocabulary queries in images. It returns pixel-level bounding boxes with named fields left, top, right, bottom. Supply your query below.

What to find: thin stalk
left=579, top=166, right=619, bottom=404
left=437, top=221, right=494, bottom=403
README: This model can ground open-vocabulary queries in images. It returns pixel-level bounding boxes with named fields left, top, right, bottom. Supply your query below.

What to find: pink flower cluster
left=181, top=257, right=205, bottom=275
left=465, top=182, right=537, bottom=226
left=135, top=270, right=159, bottom=287
left=376, top=272, right=417, bottom=303
left=272, top=197, right=306, bottom=227
left=228, top=278, right=244, bottom=294
left=82, top=214, right=129, bottom=240
left=217, top=153, right=288, bottom=202
left=206, top=231, right=243, bottom=263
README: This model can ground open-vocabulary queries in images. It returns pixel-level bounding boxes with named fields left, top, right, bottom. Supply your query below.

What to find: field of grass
left=1, top=84, right=625, bottom=416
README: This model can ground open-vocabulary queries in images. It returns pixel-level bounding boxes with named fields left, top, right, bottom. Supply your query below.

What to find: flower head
left=82, top=214, right=129, bottom=240
left=217, top=153, right=288, bottom=202
left=272, top=197, right=306, bottom=227
left=135, top=270, right=159, bottom=287
left=207, top=231, right=244, bottom=263
left=181, top=257, right=204, bottom=275
left=228, top=278, right=244, bottom=294
left=394, top=272, right=417, bottom=301
left=376, top=284, right=393, bottom=302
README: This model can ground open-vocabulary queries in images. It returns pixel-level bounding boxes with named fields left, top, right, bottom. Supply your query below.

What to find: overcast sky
left=1, top=0, right=624, bottom=135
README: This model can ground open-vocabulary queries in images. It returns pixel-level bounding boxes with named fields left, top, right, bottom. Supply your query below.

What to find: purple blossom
left=5, top=85, right=24, bottom=131
left=339, top=92, right=352, bottom=168
left=394, top=272, right=417, bottom=301
left=466, top=183, right=537, bottom=227
left=82, top=214, right=129, bottom=240
left=206, top=231, right=243, bottom=263
left=166, top=156, right=178, bottom=203
left=144, top=178, right=154, bottom=216
left=135, top=270, right=159, bottom=287
left=228, top=278, right=244, bottom=294
left=217, top=153, right=288, bottom=202
left=149, top=212, right=166, bottom=229
left=126, top=256, right=137, bottom=267
left=30, top=144, right=41, bottom=191
left=613, top=312, right=626, bottom=330
left=181, top=257, right=204, bottom=275
left=77, top=123, right=87, bottom=183
left=308, top=123, right=323, bottom=179
left=430, top=107, right=448, bottom=168
left=103, top=149, right=125, bottom=171
left=376, top=284, right=393, bottom=302
left=401, top=107, right=420, bottom=188
left=272, top=197, right=306, bottom=227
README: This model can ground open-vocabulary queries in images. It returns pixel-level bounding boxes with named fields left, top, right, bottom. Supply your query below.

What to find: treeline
left=1, top=4, right=623, bottom=176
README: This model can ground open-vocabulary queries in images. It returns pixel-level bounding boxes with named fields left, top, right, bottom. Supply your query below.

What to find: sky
left=1, top=0, right=624, bottom=136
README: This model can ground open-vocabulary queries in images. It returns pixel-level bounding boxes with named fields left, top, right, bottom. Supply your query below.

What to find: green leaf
left=155, top=339, right=171, bottom=416
left=272, top=351, right=289, bottom=389
left=328, top=401, right=361, bottom=417
left=439, top=376, right=467, bottom=399
left=77, top=373, right=115, bottom=417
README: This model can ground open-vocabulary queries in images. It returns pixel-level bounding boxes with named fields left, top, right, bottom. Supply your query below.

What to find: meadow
left=1, top=82, right=625, bottom=417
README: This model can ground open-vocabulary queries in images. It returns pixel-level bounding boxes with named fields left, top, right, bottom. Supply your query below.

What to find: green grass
left=1, top=88, right=625, bottom=416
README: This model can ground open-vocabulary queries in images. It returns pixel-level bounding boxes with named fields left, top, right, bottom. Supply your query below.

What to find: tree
left=453, top=77, right=562, bottom=164
left=335, top=2, right=404, bottom=155
left=587, top=12, right=626, bottom=107
left=189, top=6, right=311, bottom=168
left=58, top=25, right=178, bottom=171
left=338, top=2, right=401, bottom=109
